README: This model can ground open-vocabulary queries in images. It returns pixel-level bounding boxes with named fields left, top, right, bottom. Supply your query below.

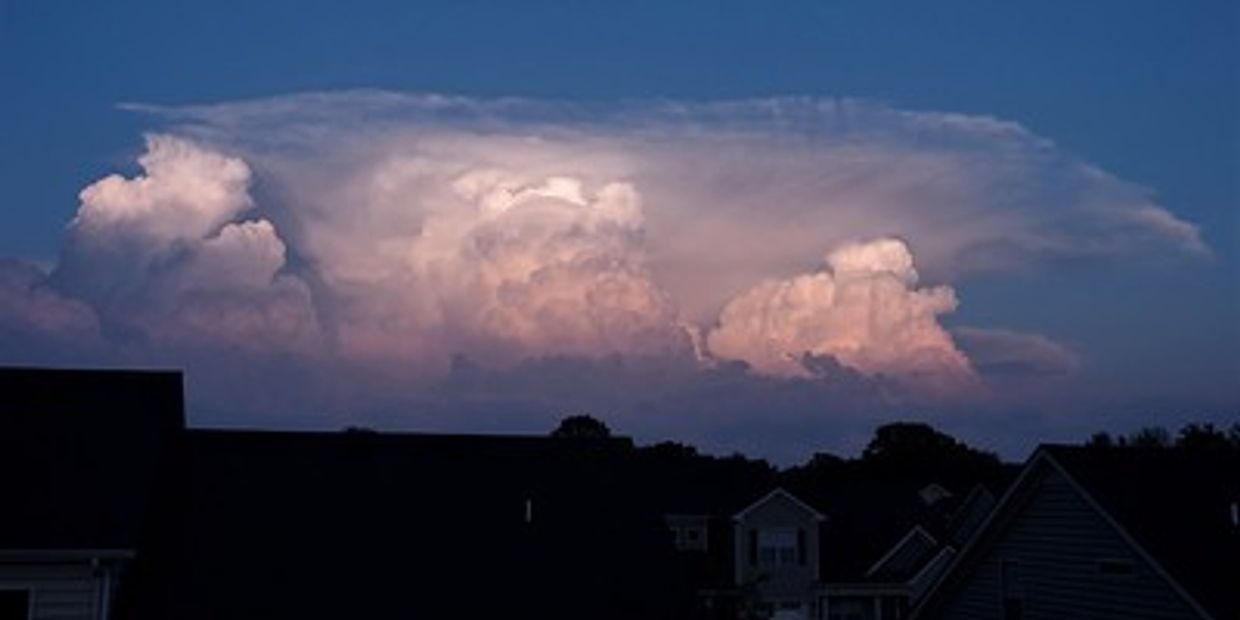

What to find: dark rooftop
left=1044, top=444, right=1240, bottom=620
left=0, top=367, right=184, bottom=550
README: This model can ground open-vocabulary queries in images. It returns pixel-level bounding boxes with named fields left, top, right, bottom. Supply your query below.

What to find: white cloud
left=72, top=134, right=253, bottom=245
left=706, top=238, right=973, bottom=389
left=53, top=136, right=321, bottom=354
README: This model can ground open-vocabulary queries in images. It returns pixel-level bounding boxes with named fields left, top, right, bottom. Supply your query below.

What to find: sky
left=1, top=0, right=1236, bottom=463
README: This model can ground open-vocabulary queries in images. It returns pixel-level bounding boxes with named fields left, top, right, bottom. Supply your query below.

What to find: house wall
left=0, top=562, right=104, bottom=620
left=733, top=494, right=821, bottom=603
left=935, top=465, right=1201, bottom=620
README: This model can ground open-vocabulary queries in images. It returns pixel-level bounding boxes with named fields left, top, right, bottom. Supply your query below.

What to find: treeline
left=549, top=414, right=1240, bottom=474
left=552, top=415, right=1008, bottom=487
left=1085, top=422, right=1240, bottom=451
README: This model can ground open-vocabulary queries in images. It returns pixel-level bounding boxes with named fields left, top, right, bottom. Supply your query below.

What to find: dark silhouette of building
left=912, top=445, right=1240, bottom=620
left=1, top=367, right=678, bottom=620
left=0, top=367, right=183, bottom=620
left=10, top=367, right=1227, bottom=620
left=658, top=480, right=1001, bottom=620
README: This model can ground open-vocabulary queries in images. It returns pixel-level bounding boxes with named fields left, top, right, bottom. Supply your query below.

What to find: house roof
left=0, top=367, right=184, bottom=550
left=914, top=444, right=1239, bottom=620
left=733, top=487, right=827, bottom=522
left=120, top=428, right=683, bottom=620
left=1042, top=445, right=1239, bottom=620
left=865, top=525, right=938, bottom=580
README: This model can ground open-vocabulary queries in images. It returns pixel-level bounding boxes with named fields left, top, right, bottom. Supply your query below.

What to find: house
left=667, top=480, right=1001, bottom=620
left=121, top=428, right=681, bottom=620
left=0, top=368, right=184, bottom=620
left=733, top=488, right=827, bottom=618
left=817, top=483, right=998, bottom=620
left=912, top=445, right=1240, bottom=620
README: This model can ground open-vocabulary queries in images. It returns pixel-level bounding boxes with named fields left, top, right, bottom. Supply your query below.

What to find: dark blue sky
left=1, top=1, right=1236, bottom=456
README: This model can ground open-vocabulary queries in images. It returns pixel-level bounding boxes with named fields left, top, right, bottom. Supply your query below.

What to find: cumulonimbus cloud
left=0, top=92, right=1208, bottom=409
left=707, top=238, right=973, bottom=389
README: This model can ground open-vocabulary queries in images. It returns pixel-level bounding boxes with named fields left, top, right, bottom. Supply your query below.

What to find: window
left=0, top=590, right=30, bottom=620
left=665, top=516, right=708, bottom=551
left=758, top=528, right=798, bottom=566
left=672, top=524, right=707, bottom=550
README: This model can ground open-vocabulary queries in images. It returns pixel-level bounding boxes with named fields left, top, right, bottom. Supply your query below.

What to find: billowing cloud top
left=0, top=92, right=1209, bottom=429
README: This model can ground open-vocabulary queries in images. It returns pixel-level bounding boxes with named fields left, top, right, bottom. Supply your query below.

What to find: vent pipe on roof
left=1231, top=501, right=1238, bottom=528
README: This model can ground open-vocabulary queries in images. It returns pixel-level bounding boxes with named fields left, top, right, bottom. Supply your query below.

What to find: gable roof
left=733, top=487, right=827, bottom=522
left=865, top=525, right=938, bottom=580
left=914, top=445, right=1239, bottom=620
left=1042, top=445, right=1239, bottom=620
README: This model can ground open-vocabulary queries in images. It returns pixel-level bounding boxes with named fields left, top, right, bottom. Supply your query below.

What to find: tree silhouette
left=1127, top=426, right=1171, bottom=448
left=863, top=422, right=995, bottom=463
left=551, top=414, right=612, bottom=439
left=1086, top=431, right=1119, bottom=448
left=1175, top=423, right=1232, bottom=452
left=859, top=422, right=1001, bottom=483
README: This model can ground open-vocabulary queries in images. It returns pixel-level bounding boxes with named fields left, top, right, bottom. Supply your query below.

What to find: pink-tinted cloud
left=707, top=238, right=973, bottom=390
left=3, top=92, right=1207, bottom=428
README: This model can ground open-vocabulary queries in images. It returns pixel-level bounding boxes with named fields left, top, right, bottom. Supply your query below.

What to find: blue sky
left=1, top=1, right=1236, bottom=459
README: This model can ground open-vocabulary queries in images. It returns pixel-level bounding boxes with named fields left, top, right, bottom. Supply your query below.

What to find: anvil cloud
left=0, top=92, right=1207, bottom=431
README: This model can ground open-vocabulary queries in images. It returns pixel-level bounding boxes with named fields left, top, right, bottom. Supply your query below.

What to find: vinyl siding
left=938, top=466, right=1201, bottom=620
left=0, top=564, right=99, bottom=620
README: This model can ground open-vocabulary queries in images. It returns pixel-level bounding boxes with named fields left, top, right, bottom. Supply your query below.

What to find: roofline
left=188, top=427, right=635, bottom=445
left=0, top=365, right=182, bottom=377
left=0, top=549, right=136, bottom=561
left=909, top=447, right=1054, bottom=618
left=732, top=487, right=827, bottom=522
left=1039, top=448, right=1216, bottom=620
left=907, top=546, right=956, bottom=589
left=864, top=525, right=937, bottom=577
left=910, top=445, right=1216, bottom=620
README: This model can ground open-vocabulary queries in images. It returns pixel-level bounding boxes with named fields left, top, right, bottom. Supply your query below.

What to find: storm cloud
left=0, top=92, right=1209, bottom=452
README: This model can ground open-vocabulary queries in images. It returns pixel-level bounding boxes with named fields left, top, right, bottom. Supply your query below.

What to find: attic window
left=1097, top=558, right=1135, bottom=576
left=758, top=528, right=798, bottom=566
left=0, top=589, right=30, bottom=620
